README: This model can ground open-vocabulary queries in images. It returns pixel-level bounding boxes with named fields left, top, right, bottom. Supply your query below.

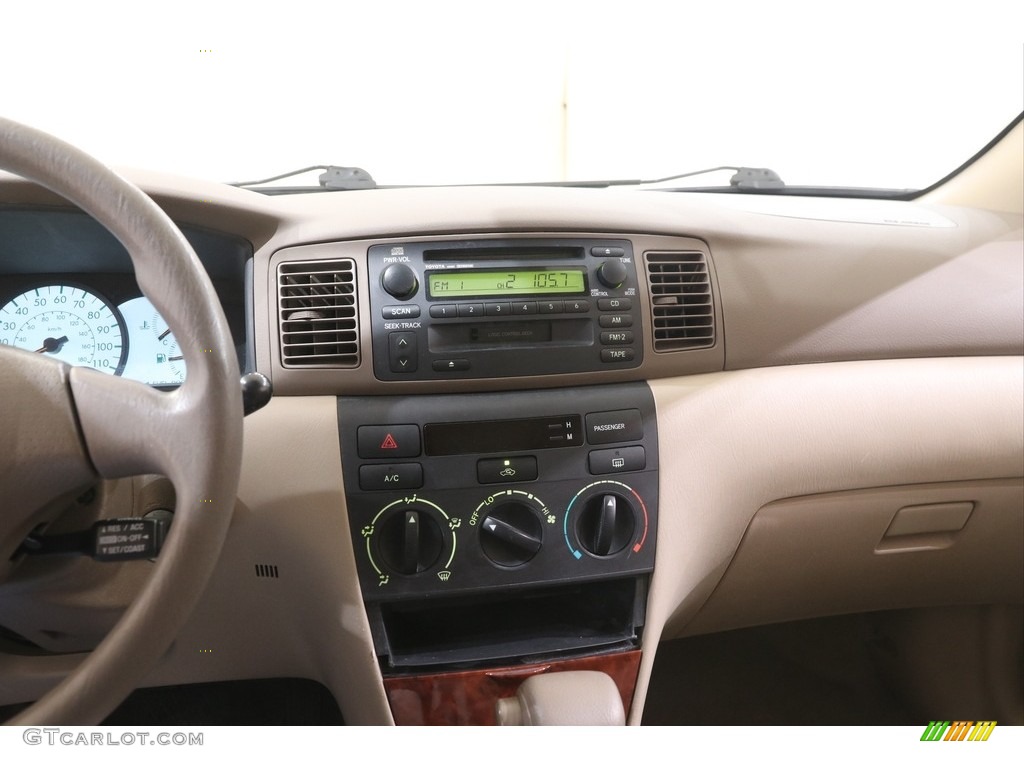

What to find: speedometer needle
left=34, top=335, right=69, bottom=354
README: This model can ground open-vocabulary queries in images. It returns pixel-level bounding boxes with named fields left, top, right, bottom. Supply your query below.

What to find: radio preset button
left=601, top=330, right=634, bottom=345
left=357, top=425, right=421, bottom=458
left=564, top=299, right=591, bottom=313
left=382, top=304, right=421, bottom=319
left=539, top=300, right=563, bottom=314
left=601, top=348, right=635, bottom=363
left=432, top=358, right=470, bottom=372
left=591, top=246, right=625, bottom=258
left=511, top=301, right=538, bottom=315
left=359, top=463, right=423, bottom=491
left=588, top=445, right=646, bottom=475
left=477, top=456, right=539, bottom=484
left=429, top=304, right=458, bottom=318
left=485, top=302, right=511, bottom=316
left=388, top=332, right=418, bottom=373
left=458, top=303, right=484, bottom=317
left=598, top=298, right=632, bottom=311
left=598, top=314, right=633, bottom=328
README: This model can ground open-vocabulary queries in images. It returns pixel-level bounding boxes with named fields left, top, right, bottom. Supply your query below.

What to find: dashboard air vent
left=278, top=259, right=359, bottom=367
left=644, top=251, right=714, bottom=351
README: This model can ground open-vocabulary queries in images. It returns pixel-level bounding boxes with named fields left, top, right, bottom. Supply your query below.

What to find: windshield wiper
left=644, top=166, right=785, bottom=190
left=229, top=165, right=376, bottom=191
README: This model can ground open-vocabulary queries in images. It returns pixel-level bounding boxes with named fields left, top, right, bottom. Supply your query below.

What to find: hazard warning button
left=357, top=425, right=421, bottom=459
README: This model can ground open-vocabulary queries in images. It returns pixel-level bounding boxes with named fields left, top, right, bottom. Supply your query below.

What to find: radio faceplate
left=368, top=238, right=643, bottom=381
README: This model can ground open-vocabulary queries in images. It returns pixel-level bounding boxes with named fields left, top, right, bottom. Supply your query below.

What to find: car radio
left=367, top=238, right=643, bottom=381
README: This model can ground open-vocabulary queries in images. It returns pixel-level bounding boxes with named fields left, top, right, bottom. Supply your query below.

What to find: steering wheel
left=0, top=117, right=242, bottom=724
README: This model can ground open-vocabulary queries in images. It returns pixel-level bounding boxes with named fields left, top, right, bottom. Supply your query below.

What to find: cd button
left=600, top=348, right=635, bottom=362
left=598, top=298, right=632, bottom=311
left=511, top=301, right=538, bottom=315
left=458, top=302, right=484, bottom=317
left=564, top=299, right=591, bottom=313
left=539, top=300, right=563, bottom=314
left=601, top=330, right=634, bottom=345
left=429, top=303, right=458, bottom=318
left=598, top=314, right=633, bottom=328
left=485, top=302, right=511, bottom=316
left=432, top=358, right=470, bottom=372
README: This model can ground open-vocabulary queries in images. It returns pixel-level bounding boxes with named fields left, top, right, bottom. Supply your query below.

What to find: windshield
left=4, top=2, right=1023, bottom=190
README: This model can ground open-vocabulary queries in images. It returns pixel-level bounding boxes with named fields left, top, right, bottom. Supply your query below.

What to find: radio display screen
left=428, top=269, right=586, bottom=298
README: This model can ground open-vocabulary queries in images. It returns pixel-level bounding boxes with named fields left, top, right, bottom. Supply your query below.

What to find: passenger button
left=477, top=456, right=538, bottom=484
left=601, top=330, right=634, bottom=345
left=598, top=298, right=631, bottom=311
left=429, top=304, right=458, bottom=318
left=432, top=358, right=470, bottom=372
left=357, top=425, right=421, bottom=458
left=601, top=348, right=635, bottom=363
left=359, top=463, right=423, bottom=491
left=598, top=314, right=633, bottom=328
left=382, top=304, right=421, bottom=319
left=586, top=409, right=644, bottom=444
left=588, top=446, right=646, bottom=475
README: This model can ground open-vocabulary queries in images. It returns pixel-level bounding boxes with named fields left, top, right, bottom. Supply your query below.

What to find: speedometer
left=0, top=284, right=126, bottom=374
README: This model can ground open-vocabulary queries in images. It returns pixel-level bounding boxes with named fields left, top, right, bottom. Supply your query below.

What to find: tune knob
left=377, top=509, right=444, bottom=575
left=381, top=263, right=419, bottom=299
left=576, top=493, right=635, bottom=557
left=479, top=502, right=543, bottom=567
left=596, top=259, right=628, bottom=289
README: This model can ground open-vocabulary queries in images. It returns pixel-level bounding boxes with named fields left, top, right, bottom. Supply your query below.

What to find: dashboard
left=0, top=132, right=1021, bottom=727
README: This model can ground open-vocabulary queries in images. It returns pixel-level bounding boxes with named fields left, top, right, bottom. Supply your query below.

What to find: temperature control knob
left=576, top=494, right=635, bottom=556
left=479, top=502, right=543, bottom=567
left=377, top=509, right=444, bottom=574
left=596, top=259, right=628, bottom=289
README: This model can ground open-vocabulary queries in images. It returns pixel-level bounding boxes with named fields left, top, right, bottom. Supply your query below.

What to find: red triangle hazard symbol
left=380, top=433, right=399, bottom=450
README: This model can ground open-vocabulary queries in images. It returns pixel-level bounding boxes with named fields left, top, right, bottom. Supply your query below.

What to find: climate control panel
left=337, top=384, right=658, bottom=602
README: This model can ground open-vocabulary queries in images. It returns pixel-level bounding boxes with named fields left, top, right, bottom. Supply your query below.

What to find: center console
left=334, top=236, right=659, bottom=724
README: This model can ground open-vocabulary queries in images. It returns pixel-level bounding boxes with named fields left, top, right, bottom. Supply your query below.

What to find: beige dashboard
left=0, top=144, right=1021, bottom=725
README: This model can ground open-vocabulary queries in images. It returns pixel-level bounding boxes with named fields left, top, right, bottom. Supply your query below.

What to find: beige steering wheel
left=0, top=117, right=242, bottom=724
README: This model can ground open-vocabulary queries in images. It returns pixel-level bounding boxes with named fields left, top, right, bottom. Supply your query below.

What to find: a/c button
left=359, top=463, right=423, bottom=491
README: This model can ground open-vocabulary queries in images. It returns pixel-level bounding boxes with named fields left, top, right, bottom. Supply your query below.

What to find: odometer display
left=428, top=269, right=586, bottom=298
left=0, top=285, right=127, bottom=374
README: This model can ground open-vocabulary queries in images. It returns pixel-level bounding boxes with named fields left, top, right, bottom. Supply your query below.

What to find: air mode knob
left=381, top=263, right=419, bottom=299
left=576, top=494, right=635, bottom=557
left=377, top=509, right=444, bottom=575
left=596, top=259, right=628, bottom=289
